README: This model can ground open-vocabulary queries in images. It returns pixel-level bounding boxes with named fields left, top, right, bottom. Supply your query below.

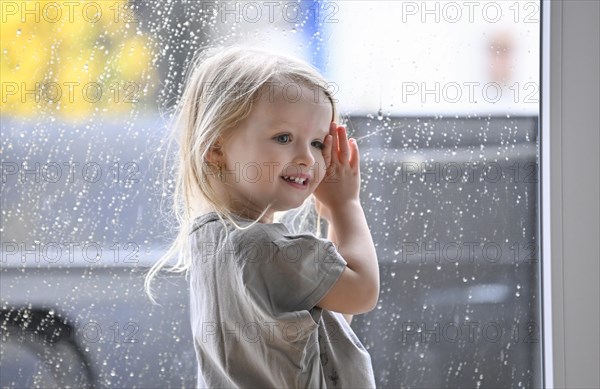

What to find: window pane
left=1, top=1, right=542, bottom=388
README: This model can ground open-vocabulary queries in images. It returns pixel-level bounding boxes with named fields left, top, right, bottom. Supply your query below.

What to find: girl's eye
left=274, top=134, right=290, bottom=144
left=274, top=134, right=324, bottom=150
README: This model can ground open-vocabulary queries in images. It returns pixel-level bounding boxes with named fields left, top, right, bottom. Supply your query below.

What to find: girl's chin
left=274, top=196, right=310, bottom=210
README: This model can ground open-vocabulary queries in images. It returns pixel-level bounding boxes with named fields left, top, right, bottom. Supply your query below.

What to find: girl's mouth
left=281, top=175, right=308, bottom=189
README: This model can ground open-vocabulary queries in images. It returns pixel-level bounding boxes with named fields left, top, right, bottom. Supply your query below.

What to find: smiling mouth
left=281, top=176, right=308, bottom=186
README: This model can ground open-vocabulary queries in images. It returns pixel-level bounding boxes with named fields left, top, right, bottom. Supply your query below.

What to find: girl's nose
left=293, top=144, right=316, bottom=167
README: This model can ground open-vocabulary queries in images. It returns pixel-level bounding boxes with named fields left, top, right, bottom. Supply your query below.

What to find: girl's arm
left=326, top=222, right=353, bottom=326
left=315, top=124, right=379, bottom=325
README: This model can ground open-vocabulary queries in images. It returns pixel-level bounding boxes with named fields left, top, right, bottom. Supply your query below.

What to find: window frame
left=542, top=0, right=600, bottom=387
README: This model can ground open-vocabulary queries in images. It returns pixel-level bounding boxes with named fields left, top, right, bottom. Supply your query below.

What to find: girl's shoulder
left=189, top=211, right=291, bottom=242
left=189, top=212, right=222, bottom=235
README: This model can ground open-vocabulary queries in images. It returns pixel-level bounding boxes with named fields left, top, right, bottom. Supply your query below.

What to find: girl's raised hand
left=313, top=122, right=361, bottom=214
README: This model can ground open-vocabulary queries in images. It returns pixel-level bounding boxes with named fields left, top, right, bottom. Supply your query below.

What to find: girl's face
left=217, top=85, right=332, bottom=223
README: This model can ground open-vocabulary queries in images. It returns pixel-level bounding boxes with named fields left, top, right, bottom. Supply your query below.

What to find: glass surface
left=1, top=1, right=542, bottom=388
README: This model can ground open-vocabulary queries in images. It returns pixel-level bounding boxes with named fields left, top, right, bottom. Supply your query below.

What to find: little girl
left=144, top=45, right=380, bottom=388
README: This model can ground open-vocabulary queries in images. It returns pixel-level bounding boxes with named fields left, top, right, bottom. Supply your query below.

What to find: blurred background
left=1, top=1, right=542, bottom=388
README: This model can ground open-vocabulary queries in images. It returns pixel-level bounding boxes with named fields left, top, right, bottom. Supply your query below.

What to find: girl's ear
left=205, top=137, right=225, bottom=164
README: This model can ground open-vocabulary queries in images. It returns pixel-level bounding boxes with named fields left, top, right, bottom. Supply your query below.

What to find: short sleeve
left=239, top=230, right=347, bottom=315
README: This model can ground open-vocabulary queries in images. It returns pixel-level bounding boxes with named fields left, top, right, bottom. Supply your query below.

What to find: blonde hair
left=144, top=44, right=340, bottom=305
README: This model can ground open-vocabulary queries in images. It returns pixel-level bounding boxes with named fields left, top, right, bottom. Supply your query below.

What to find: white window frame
left=543, top=0, right=600, bottom=387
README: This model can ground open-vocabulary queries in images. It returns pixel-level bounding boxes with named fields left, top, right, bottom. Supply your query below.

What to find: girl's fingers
left=330, top=121, right=337, bottom=142
left=330, top=122, right=338, bottom=164
left=337, top=126, right=350, bottom=163
left=324, top=135, right=333, bottom=164
left=349, top=138, right=359, bottom=170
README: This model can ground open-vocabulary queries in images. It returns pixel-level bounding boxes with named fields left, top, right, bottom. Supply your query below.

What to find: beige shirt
left=188, top=211, right=376, bottom=388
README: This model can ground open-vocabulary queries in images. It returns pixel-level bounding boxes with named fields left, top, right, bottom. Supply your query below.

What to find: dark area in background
left=132, top=0, right=214, bottom=111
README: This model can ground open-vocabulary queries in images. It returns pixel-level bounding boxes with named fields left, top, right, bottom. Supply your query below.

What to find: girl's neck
left=203, top=179, right=274, bottom=223
left=202, top=204, right=273, bottom=224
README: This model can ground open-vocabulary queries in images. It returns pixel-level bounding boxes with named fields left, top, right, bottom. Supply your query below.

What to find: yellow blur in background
left=1, top=0, right=158, bottom=121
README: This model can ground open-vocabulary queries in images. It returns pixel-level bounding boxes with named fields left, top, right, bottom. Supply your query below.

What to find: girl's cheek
left=317, top=157, right=327, bottom=182
left=316, top=156, right=326, bottom=174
